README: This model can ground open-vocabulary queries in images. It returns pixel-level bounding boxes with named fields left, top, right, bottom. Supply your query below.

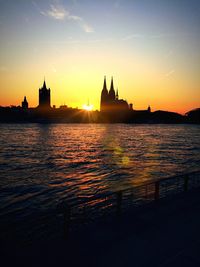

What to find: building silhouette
left=38, top=80, right=51, bottom=109
left=22, top=96, right=28, bottom=110
left=0, top=75, right=198, bottom=124
left=100, top=76, right=129, bottom=112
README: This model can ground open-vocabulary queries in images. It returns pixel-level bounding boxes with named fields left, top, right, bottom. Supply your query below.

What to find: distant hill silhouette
left=186, top=108, right=200, bottom=124
left=150, top=110, right=184, bottom=124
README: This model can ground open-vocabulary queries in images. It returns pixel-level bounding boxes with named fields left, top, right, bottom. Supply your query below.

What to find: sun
left=82, top=104, right=94, bottom=111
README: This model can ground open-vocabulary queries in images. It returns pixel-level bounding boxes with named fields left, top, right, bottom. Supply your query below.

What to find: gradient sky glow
left=0, top=0, right=199, bottom=113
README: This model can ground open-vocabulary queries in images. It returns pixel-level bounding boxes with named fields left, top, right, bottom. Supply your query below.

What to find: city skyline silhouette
left=0, top=76, right=199, bottom=124
left=0, top=1, right=200, bottom=113
left=1, top=2, right=200, bottom=266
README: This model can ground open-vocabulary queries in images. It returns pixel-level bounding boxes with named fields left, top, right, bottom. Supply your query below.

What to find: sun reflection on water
left=0, top=124, right=200, bottom=215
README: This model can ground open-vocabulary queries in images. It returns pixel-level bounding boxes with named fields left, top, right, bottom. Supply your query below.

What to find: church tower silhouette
left=22, top=96, right=28, bottom=110
left=38, top=79, right=51, bottom=109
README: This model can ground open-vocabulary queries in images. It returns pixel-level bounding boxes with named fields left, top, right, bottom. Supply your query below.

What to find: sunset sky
left=0, top=0, right=199, bottom=113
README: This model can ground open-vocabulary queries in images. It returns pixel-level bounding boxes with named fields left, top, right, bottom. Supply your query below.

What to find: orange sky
left=0, top=1, right=199, bottom=114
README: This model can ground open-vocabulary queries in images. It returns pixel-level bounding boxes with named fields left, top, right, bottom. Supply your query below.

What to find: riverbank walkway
left=2, top=186, right=200, bottom=267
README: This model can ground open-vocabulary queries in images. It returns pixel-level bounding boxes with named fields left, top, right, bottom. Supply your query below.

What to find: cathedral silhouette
left=100, top=76, right=129, bottom=112
left=1, top=77, right=195, bottom=123
left=21, top=77, right=151, bottom=116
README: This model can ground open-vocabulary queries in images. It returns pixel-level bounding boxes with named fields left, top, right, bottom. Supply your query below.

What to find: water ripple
left=0, top=123, right=200, bottom=228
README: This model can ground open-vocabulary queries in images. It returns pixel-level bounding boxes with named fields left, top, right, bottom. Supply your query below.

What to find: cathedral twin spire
left=109, top=77, right=115, bottom=100
left=102, top=76, right=116, bottom=100
left=103, top=76, right=108, bottom=92
left=100, top=76, right=118, bottom=111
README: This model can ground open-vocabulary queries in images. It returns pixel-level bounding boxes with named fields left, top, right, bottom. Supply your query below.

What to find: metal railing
left=2, top=170, right=200, bottom=243
left=58, top=170, right=200, bottom=236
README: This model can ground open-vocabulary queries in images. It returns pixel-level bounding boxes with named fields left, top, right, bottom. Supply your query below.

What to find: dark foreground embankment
left=1, top=187, right=200, bottom=267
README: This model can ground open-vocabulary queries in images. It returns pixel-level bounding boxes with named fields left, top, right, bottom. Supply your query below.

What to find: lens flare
left=82, top=104, right=93, bottom=111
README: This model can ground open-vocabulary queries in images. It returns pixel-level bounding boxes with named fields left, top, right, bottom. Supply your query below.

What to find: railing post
left=154, top=181, right=160, bottom=201
left=184, top=176, right=189, bottom=192
left=116, top=191, right=122, bottom=216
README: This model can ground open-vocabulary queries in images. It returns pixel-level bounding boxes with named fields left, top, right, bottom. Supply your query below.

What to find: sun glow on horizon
left=0, top=1, right=199, bottom=113
left=82, top=104, right=94, bottom=111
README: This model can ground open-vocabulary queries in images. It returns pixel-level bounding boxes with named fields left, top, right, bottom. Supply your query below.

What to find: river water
left=0, top=124, right=200, bottom=241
